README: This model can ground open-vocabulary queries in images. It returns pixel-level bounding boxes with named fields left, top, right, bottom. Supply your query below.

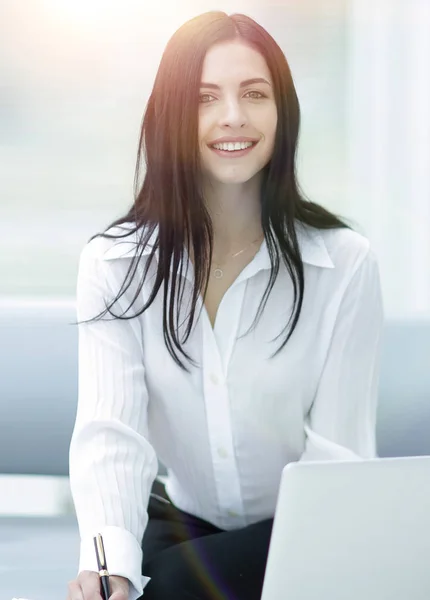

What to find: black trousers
left=140, top=478, right=274, bottom=600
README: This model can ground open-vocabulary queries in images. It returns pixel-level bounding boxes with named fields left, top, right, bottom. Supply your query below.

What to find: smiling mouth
left=209, top=141, right=257, bottom=151
left=208, top=141, right=259, bottom=156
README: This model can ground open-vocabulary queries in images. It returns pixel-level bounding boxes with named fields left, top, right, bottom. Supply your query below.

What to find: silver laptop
left=261, top=456, right=430, bottom=600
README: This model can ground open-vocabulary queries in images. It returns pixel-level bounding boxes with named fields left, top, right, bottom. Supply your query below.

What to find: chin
left=209, top=167, right=262, bottom=185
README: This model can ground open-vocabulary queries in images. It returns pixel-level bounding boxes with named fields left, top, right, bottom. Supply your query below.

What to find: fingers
left=67, top=570, right=102, bottom=600
left=109, top=592, right=128, bottom=600
left=107, top=575, right=129, bottom=600
left=80, top=570, right=103, bottom=600
left=67, top=571, right=129, bottom=600
left=67, top=579, right=84, bottom=600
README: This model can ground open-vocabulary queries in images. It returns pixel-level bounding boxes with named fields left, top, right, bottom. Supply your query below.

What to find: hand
left=67, top=570, right=130, bottom=600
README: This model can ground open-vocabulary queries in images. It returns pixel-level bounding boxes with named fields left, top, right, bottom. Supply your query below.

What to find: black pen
left=93, top=533, right=111, bottom=600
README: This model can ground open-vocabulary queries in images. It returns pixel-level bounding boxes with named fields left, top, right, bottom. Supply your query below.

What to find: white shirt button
left=217, top=447, right=229, bottom=459
left=210, top=373, right=219, bottom=385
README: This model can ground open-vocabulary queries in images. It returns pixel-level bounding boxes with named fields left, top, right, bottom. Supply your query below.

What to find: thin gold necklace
left=212, top=233, right=264, bottom=279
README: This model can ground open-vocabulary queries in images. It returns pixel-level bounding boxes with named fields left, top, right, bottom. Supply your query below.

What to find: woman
left=67, top=11, right=384, bottom=600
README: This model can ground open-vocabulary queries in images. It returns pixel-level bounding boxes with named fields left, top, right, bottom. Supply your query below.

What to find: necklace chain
left=212, top=233, right=264, bottom=279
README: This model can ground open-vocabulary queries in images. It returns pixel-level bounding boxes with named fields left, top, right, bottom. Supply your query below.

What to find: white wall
left=345, top=0, right=430, bottom=318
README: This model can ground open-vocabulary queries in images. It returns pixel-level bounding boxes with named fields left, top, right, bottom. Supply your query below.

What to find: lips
left=209, top=141, right=256, bottom=151
left=208, top=141, right=258, bottom=158
left=208, top=137, right=259, bottom=146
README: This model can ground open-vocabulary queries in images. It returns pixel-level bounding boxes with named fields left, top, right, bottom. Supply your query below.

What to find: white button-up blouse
left=69, top=220, right=384, bottom=598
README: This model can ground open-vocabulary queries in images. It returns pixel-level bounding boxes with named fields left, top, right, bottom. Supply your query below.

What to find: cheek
left=264, top=119, right=277, bottom=155
left=198, top=112, right=211, bottom=143
left=266, top=108, right=278, bottom=137
left=254, top=107, right=277, bottom=138
left=198, top=126, right=204, bottom=146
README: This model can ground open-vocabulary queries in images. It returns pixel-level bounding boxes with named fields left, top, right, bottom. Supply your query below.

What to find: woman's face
left=198, top=40, right=278, bottom=186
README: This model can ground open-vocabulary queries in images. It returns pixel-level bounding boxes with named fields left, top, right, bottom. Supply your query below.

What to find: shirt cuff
left=78, top=525, right=151, bottom=600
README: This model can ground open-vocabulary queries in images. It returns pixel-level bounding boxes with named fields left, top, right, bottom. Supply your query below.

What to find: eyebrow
left=200, top=77, right=272, bottom=90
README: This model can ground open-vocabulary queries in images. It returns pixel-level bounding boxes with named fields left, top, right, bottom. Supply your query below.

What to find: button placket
left=213, top=281, right=247, bottom=374
left=202, top=312, right=246, bottom=527
left=209, top=373, right=219, bottom=385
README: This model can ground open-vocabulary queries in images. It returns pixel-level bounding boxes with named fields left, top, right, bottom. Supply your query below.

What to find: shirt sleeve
left=300, top=246, right=384, bottom=462
left=69, top=241, right=158, bottom=600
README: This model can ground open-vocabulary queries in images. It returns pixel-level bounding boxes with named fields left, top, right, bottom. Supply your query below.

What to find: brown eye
left=199, top=93, right=215, bottom=103
left=246, top=91, right=265, bottom=99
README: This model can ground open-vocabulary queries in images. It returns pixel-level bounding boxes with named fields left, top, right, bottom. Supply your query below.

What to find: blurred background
left=1, top=0, right=429, bottom=514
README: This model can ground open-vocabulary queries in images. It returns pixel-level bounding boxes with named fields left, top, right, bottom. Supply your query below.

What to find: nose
left=218, top=97, right=248, bottom=129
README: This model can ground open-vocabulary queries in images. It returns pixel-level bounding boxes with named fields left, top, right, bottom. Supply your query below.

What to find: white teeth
left=212, top=141, right=255, bottom=151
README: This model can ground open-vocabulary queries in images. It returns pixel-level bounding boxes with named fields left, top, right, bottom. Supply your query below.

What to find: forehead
left=201, top=40, right=272, bottom=84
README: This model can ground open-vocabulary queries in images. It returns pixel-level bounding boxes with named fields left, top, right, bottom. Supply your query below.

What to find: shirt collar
left=294, top=221, right=334, bottom=269
left=101, top=221, right=334, bottom=269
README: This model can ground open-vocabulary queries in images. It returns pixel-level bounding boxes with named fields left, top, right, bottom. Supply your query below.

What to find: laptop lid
left=261, top=456, right=430, bottom=600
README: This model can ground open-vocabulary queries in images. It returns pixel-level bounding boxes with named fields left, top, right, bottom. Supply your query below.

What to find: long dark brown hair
left=74, top=11, right=352, bottom=371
